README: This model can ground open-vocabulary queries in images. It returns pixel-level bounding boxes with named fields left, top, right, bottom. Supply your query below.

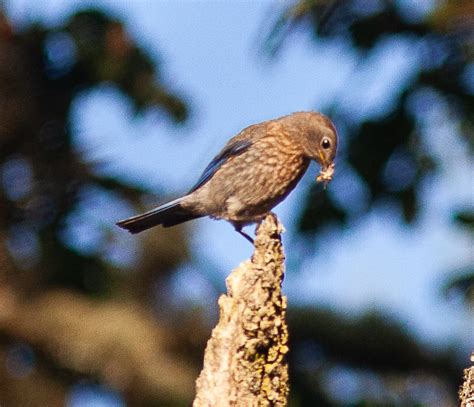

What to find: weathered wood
left=193, top=214, right=289, bottom=407
left=460, top=353, right=474, bottom=407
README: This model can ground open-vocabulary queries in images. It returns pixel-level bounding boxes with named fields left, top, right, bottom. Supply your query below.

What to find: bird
left=116, top=111, right=338, bottom=243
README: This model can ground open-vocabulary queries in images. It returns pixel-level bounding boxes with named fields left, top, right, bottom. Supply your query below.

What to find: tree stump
left=193, top=214, right=289, bottom=407
left=460, top=353, right=474, bottom=407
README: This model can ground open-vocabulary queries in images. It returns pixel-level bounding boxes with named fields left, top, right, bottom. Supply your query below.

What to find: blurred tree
left=0, top=8, right=197, bottom=406
left=265, top=0, right=472, bottom=232
left=263, top=0, right=473, bottom=404
left=0, top=9, right=189, bottom=295
left=0, top=2, right=471, bottom=406
left=443, top=209, right=474, bottom=306
left=287, top=308, right=460, bottom=405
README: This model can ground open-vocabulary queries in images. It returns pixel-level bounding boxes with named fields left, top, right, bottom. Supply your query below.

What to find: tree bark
left=193, top=214, right=289, bottom=407
left=460, top=353, right=474, bottom=407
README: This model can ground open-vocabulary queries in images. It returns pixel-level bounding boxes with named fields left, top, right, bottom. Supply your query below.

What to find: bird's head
left=290, top=112, right=338, bottom=187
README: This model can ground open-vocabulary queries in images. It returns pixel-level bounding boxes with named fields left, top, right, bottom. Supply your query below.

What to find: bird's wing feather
left=188, top=139, right=252, bottom=193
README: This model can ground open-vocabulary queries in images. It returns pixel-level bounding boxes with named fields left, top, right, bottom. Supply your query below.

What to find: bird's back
left=183, top=121, right=310, bottom=223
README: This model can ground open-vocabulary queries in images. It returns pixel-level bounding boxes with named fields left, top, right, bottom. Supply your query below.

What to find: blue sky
left=6, top=0, right=472, bottom=352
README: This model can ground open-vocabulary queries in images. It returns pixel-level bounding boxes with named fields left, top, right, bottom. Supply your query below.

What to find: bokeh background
left=0, top=0, right=472, bottom=405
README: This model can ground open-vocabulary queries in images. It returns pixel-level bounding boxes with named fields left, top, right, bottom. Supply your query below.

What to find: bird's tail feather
left=116, top=198, right=202, bottom=234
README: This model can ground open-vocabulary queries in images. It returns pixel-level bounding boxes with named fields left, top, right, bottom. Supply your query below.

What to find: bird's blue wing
left=188, top=139, right=252, bottom=193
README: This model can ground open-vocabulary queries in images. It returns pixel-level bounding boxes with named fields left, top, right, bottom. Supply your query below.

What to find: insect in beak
left=316, top=162, right=335, bottom=189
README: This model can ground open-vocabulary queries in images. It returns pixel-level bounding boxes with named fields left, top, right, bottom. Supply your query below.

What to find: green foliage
left=0, top=9, right=189, bottom=294
left=265, top=0, right=473, bottom=234
left=443, top=269, right=474, bottom=306
left=444, top=208, right=474, bottom=306
left=454, top=209, right=474, bottom=231
left=0, top=3, right=470, bottom=405
left=266, top=1, right=472, bottom=403
left=288, top=307, right=459, bottom=404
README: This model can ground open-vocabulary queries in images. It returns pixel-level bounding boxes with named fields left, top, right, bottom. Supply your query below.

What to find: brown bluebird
left=117, top=111, right=338, bottom=242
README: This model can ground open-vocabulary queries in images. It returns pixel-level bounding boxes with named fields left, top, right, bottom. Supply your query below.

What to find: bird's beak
left=318, top=151, right=328, bottom=169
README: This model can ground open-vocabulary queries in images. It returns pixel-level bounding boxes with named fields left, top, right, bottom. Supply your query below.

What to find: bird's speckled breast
left=189, top=133, right=310, bottom=223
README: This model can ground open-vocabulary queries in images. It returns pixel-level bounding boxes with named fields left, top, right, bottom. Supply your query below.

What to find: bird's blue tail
left=116, top=198, right=202, bottom=234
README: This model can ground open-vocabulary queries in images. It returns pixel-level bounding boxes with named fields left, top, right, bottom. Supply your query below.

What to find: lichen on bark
left=460, top=353, right=474, bottom=407
left=193, top=214, right=289, bottom=407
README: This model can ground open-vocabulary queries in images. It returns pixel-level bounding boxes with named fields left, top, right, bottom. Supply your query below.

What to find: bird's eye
left=321, top=138, right=331, bottom=149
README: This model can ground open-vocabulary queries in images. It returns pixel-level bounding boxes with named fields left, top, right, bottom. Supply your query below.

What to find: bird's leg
left=235, top=226, right=254, bottom=244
